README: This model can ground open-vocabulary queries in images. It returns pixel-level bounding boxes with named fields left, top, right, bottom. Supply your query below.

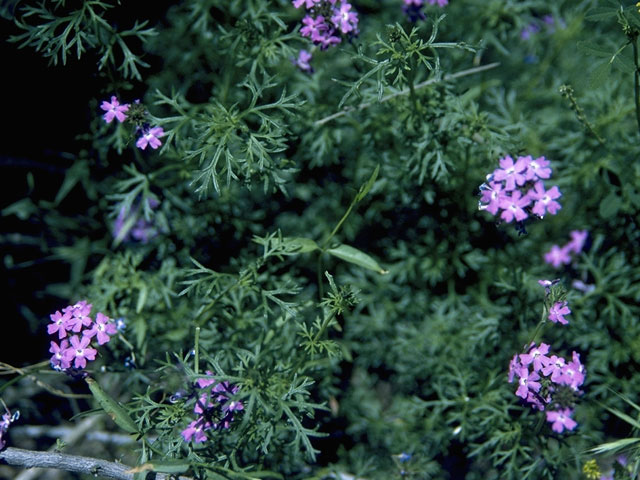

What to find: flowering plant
left=2, top=1, right=640, bottom=479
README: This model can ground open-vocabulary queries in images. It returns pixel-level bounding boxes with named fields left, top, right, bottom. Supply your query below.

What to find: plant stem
left=632, top=37, right=640, bottom=136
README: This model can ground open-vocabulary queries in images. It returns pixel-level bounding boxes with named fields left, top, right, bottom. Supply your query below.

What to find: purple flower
left=84, top=312, right=117, bottom=345
left=515, top=367, right=541, bottom=399
left=317, top=31, right=341, bottom=49
left=181, top=418, right=210, bottom=443
left=136, top=126, right=164, bottom=150
left=47, top=310, right=70, bottom=339
left=548, top=301, right=571, bottom=325
left=427, top=0, right=448, bottom=6
left=196, top=370, right=216, bottom=389
left=404, top=0, right=423, bottom=5
left=300, top=14, right=328, bottom=41
left=521, top=23, right=541, bottom=41
left=63, top=335, right=97, bottom=369
left=292, top=0, right=318, bottom=7
left=546, top=408, right=577, bottom=433
left=499, top=190, right=530, bottom=223
left=293, top=49, right=313, bottom=72
left=64, top=301, right=93, bottom=333
left=559, top=359, right=585, bottom=390
left=544, top=245, right=571, bottom=269
left=479, top=181, right=507, bottom=215
left=524, top=155, right=552, bottom=181
left=493, top=155, right=528, bottom=191
left=331, top=2, right=358, bottom=34
left=508, top=354, right=521, bottom=383
left=566, top=230, right=588, bottom=254
left=100, top=96, right=129, bottom=123
left=527, top=181, right=562, bottom=217
left=541, top=354, right=566, bottom=382
left=519, top=343, right=550, bottom=372
left=49, top=339, right=71, bottom=369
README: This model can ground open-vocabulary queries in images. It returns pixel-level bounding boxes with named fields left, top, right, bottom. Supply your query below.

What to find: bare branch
left=0, top=447, right=192, bottom=480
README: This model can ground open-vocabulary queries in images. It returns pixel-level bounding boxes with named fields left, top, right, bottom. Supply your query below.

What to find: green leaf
left=281, top=237, right=319, bottom=254
left=136, top=284, right=148, bottom=313
left=599, top=192, right=622, bottom=218
left=589, top=437, right=640, bottom=455
left=585, top=7, right=618, bottom=21
left=355, top=164, right=380, bottom=202
left=577, top=41, right=613, bottom=58
left=85, top=378, right=138, bottom=434
left=327, top=244, right=388, bottom=274
left=143, top=461, right=190, bottom=474
left=589, top=61, right=611, bottom=89
left=612, top=52, right=635, bottom=73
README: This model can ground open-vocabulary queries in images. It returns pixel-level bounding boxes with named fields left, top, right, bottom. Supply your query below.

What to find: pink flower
left=515, top=367, right=541, bottom=399
left=404, top=0, right=423, bottom=5
left=479, top=181, right=507, bottom=215
left=499, top=190, right=530, bottom=223
left=546, top=408, right=577, bottom=433
left=136, top=127, right=164, bottom=150
left=84, top=312, right=117, bottom=345
left=196, top=370, right=216, bottom=389
left=524, top=155, right=552, bottom=181
left=47, top=310, right=71, bottom=339
left=527, top=181, right=562, bottom=217
left=300, top=14, right=328, bottom=41
left=100, top=96, right=129, bottom=123
left=292, top=0, right=318, bottom=8
left=49, top=340, right=71, bottom=369
left=548, top=301, right=570, bottom=325
left=331, top=2, right=358, bottom=34
left=63, top=335, right=97, bottom=369
left=541, top=354, right=566, bottom=382
left=544, top=245, right=571, bottom=269
left=493, top=155, right=528, bottom=191
left=566, top=230, right=588, bottom=254
left=181, top=418, right=210, bottom=443
left=519, top=343, right=550, bottom=372
left=293, top=50, right=312, bottom=72
left=64, top=301, right=93, bottom=333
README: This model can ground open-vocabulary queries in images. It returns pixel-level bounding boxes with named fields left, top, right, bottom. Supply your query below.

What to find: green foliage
left=3, top=0, right=640, bottom=479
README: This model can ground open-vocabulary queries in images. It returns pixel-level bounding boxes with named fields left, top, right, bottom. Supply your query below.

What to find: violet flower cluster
left=509, top=344, right=585, bottom=433
left=0, top=406, right=19, bottom=450
left=291, top=0, right=359, bottom=71
left=521, top=15, right=564, bottom=41
left=181, top=371, right=244, bottom=443
left=47, top=301, right=117, bottom=372
left=478, top=154, right=562, bottom=224
left=508, top=281, right=584, bottom=433
left=113, top=197, right=161, bottom=244
left=402, top=0, right=448, bottom=21
left=100, top=96, right=164, bottom=150
left=544, top=229, right=588, bottom=269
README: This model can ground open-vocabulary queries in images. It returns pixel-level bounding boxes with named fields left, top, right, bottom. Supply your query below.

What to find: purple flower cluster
left=100, top=96, right=164, bottom=151
left=47, top=301, right=117, bottom=371
left=544, top=230, right=589, bottom=268
left=293, top=49, right=313, bottom=72
left=113, top=197, right=161, bottom=244
left=479, top=155, right=562, bottom=223
left=509, top=344, right=585, bottom=432
left=293, top=0, right=359, bottom=49
left=402, top=0, right=448, bottom=21
left=0, top=406, right=19, bottom=450
left=181, top=371, right=244, bottom=443
left=521, top=15, right=564, bottom=41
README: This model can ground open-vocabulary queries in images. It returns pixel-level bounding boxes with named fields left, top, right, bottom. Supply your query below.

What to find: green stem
left=194, top=327, right=200, bottom=375
left=632, top=37, right=640, bottom=136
